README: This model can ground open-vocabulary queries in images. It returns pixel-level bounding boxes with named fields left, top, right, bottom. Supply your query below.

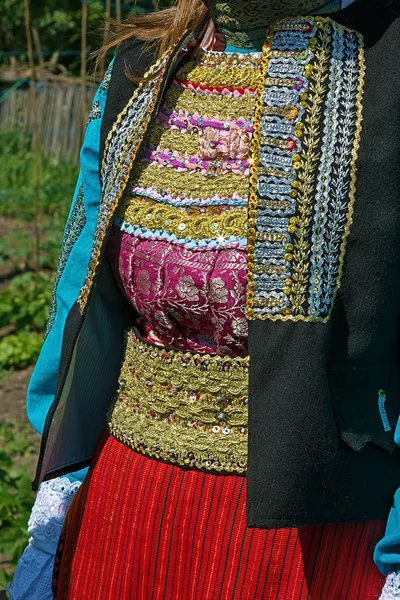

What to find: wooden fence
left=0, top=86, right=96, bottom=163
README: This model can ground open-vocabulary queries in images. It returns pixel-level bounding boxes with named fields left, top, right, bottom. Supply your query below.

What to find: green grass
left=0, top=420, right=36, bottom=589
left=0, top=133, right=78, bottom=223
left=0, top=137, right=78, bottom=588
left=0, top=135, right=77, bottom=369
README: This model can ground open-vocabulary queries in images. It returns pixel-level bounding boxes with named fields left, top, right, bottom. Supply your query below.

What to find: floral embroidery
left=176, top=274, right=200, bottom=302
left=87, top=100, right=101, bottom=124
left=231, top=317, right=248, bottom=338
left=135, top=269, right=151, bottom=296
left=108, top=230, right=248, bottom=356
left=209, top=277, right=228, bottom=304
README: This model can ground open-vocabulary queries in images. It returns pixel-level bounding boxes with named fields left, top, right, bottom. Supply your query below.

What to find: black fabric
left=34, top=256, right=133, bottom=490
left=247, top=0, right=400, bottom=527
left=32, top=302, right=84, bottom=491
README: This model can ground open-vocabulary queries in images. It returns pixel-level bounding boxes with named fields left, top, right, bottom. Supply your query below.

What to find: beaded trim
left=131, top=186, right=248, bottom=207
left=77, top=32, right=196, bottom=313
left=87, top=100, right=101, bottom=124
left=99, top=61, right=113, bottom=93
left=113, top=218, right=247, bottom=250
left=108, top=329, right=249, bottom=473
left=46, top=185, right=86, bottom=337
left=246, top=18, right=365, bottom=321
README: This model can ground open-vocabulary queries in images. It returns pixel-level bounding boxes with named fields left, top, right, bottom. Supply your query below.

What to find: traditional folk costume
left=9, top=0, right=400, bottom=598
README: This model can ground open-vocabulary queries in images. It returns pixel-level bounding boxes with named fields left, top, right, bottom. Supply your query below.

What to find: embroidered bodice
left=108, top=48, right=260, bottom=357
left=107, top=17, right=364, bottom=475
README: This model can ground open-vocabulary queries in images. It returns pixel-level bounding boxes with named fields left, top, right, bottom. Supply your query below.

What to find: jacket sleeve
left=26, top=60, right=114, bottom=454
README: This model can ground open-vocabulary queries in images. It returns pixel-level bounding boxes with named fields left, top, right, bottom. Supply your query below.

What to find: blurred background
left=0, top=0, right=174, bottom=587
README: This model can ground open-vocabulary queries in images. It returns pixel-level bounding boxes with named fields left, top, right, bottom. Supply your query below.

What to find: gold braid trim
left=163, top=87, right=257, bottom=121
left=131, top=162, right=250, bottom=202
left=175, top=61, right=260, bottom=89
left=147, top=125, right=201, bottom=155
left=245, top=32, right=271, bottom=319
left=108, top=330, right=249, bottom=473
left=289, top=22, right=332, bottom=316
left=118, top=195, right=247, bottom=240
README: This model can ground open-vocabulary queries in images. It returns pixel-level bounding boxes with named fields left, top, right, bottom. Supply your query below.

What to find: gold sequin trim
left=108, top=330, right=249, bottom=473
left=147, top=125, right=201, bottom=156
left=118, top=195, right=247, bottom=240
left=163, top=87, right=257, bottom=122
left=131, top=162, right=250, bottom=201
left=246, top=34, right=271, bottom=319
left=175, top=62, right=259, bottom=89
left=193, top=50, right=262, bottom=68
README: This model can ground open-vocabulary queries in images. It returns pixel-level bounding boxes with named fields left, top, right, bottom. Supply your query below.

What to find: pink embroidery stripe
left=142, top=148, right=250, bottom=176
left=156, top=107, right=254, bottom=134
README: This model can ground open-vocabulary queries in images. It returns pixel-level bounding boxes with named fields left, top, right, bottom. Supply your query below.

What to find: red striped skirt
left=53, top=432, right=386, bottom=600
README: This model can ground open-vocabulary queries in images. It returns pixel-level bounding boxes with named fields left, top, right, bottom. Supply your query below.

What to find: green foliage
left=0, top=134, right=77, bottom=223
left=0, top=332, right=44, bottom=370
left=0, top=271, right=53, bottom=369
left=0, top=0, right=176, bottom=73
left=0, top=420, right=36, bottom=587
left=0, top=272, right=54, bottom=369
left=0, top=272, right=54, bottom=333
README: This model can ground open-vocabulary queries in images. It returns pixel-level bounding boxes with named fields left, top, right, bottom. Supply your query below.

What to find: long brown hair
left=96, top=0, right=209, bottom=70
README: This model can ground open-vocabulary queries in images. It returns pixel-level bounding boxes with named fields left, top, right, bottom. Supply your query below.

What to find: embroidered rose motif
left=199, top=126, right=250, bottom=160
left=196, top=332, right=215, bottom=347
left=209, top=277, right=228, bottom=304
left=176, top=275, right=199, bottom=302
left=154, top=311, right=174, bottom=329
left=231, top=317, right=248, bottom=338
left=136, top=269, right=151, bottom=296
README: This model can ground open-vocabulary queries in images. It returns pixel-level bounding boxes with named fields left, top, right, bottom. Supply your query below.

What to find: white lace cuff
left=7, top=476, right=81, bottom=600
left=380, top=573, right=400, bottom=600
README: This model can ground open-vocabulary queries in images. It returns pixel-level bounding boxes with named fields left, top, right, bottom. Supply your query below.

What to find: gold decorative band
left=108, top=329, right=249, bottom=473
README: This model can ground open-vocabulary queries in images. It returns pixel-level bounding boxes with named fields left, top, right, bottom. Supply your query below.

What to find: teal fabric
left=374, top=416, right=400, bottom=575
left=26, top=60, right=114, bottom=484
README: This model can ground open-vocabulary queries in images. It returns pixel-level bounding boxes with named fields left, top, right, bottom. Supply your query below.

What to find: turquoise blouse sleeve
left=374, top=416, right=400, bottom=575
left=26, top=61, right=114, bottom=484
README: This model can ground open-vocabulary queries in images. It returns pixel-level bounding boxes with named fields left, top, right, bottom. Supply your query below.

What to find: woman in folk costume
left=8, top=0, right=400, bottom=598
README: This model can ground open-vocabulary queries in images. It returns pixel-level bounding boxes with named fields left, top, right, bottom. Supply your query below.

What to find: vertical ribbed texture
left=54, top=434, right=385, bottom=600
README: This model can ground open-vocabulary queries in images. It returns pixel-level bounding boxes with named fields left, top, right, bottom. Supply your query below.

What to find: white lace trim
left=27, top=476, right=81, bottom=553
left=7, top=476, right=81, bottom=600
left=380, top=573, right=400, bottom=600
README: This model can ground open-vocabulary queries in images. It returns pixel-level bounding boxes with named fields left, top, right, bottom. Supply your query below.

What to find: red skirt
left=53, top=432, right=386, bottom=600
